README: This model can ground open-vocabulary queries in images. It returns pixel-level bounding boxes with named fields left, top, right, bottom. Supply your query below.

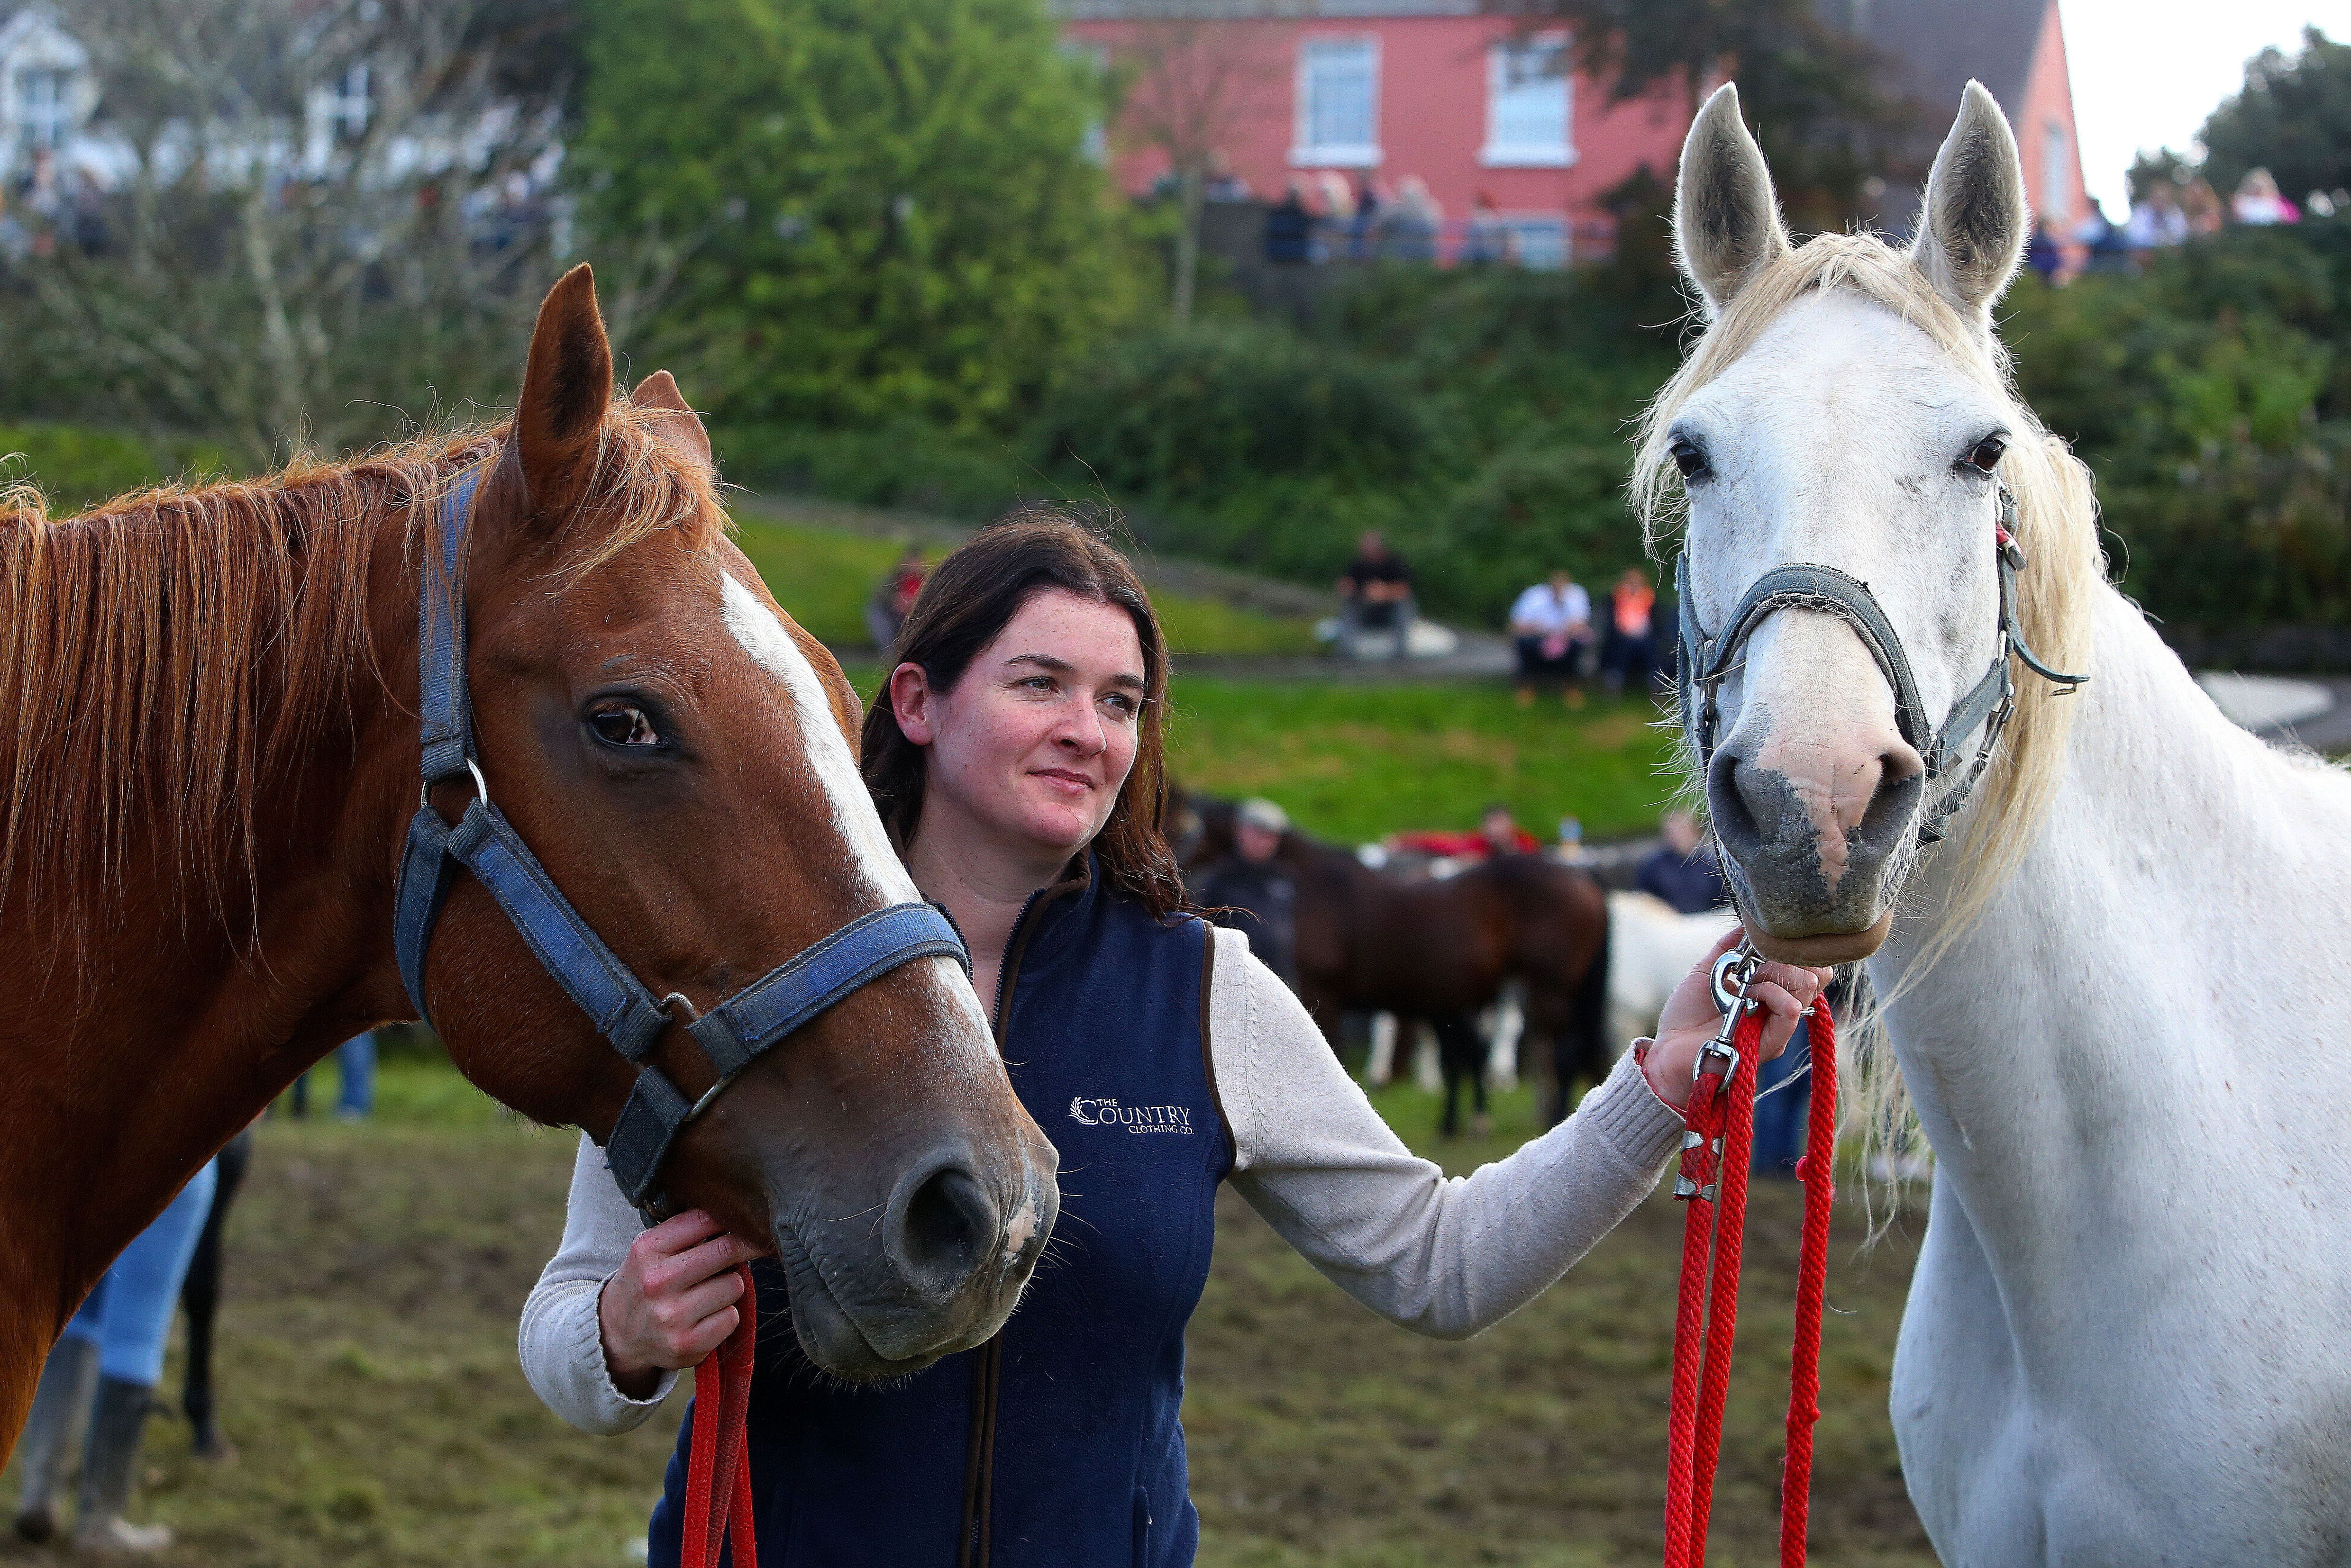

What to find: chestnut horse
left=0, top=266, right=1057, bottom=1459
left=1181, top=797, right=1613, bottom=1125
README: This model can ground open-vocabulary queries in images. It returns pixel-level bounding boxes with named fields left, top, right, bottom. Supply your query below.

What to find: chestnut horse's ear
left=1910, top=82, right=2030, bottom=319
left=630, top=369, right=713, bottom=471
left=516, top=263, right=614, bottom=518
left=1674, top=83, right=1789, bottom=318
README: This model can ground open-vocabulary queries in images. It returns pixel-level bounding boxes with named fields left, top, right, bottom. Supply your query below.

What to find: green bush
left=2005, top=220, right=2351, bottom=635
left=0, top=423, right=221, bottom=513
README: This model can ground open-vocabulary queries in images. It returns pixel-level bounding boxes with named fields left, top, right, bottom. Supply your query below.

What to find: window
left=17, top=69, right=70, bottom=150
left=1291, top=36, right=1379, bottom=168
left=324, top=64, right=370, bottom=140
left=1483, top=38, right=1573, bottom=167
left=2039, top=119, right=2072, bottom=222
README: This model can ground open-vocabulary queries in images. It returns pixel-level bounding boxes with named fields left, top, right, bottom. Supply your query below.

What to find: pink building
left=1058, top=2, right=1693, bottom=265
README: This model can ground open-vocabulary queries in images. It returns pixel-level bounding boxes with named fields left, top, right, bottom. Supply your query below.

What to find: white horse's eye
left=1669, top=439, right=1711, bottom=481
left=1963, top=436, right=2007, bottom=474
left=588, top=703, right=662, bottom=748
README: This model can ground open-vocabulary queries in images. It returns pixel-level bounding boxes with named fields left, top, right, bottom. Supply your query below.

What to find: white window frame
left=1289, top=35, right=1381, bottom=169
left=1481, top=34, right=1575, bottom=169
left=2039, top=118, right=2072, bottom=222
left=18, top=67, right=70, bottom=150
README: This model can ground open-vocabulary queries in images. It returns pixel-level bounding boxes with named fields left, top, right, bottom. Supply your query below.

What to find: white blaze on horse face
left=719, top=573, right=997, bottom=1048
left=721, top=572, right=921, bottom=905
left=1678, top=291, right=2004, bottom=881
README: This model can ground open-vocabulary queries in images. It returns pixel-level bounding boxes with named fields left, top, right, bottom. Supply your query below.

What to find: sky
left=2062, top=0, right=2350, bottom=217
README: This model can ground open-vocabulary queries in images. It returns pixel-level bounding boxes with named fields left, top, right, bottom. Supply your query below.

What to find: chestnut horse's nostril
left=891, top=1163, right=1000, bottom=1301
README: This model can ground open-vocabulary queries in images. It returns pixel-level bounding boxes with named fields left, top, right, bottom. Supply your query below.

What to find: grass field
left=0, top=1058, right=1935, bottom=1568
left=731, top=512, right=1319, bottom=656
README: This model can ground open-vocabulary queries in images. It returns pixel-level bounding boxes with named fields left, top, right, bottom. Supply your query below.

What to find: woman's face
left=893, top=589, right=1147, bottom=864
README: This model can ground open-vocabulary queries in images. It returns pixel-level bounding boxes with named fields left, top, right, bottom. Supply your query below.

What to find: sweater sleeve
left=517, top=1133, right=680, bottom=1434
left=1209, top=926, right=1685, bottom=1341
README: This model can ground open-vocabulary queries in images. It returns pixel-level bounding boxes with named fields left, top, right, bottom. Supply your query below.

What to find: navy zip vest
left=647, top=854, right=1232, bottom=1567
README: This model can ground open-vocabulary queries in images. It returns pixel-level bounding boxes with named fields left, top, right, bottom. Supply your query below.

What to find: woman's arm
left=522, top=1138, right=768, bottom=1435
left=519, top=1135, right=682, bottom=1434
left=1212, top=928, right=1819, bottom=1341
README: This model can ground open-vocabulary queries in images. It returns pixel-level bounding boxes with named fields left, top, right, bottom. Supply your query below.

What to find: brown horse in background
left=0, top=266, right=1057, bottom=1459
left=1182, top=797, right=1613, bottom=1129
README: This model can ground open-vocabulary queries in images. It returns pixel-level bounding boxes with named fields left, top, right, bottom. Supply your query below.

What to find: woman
left=520, top=516, right=1826, bottom=1566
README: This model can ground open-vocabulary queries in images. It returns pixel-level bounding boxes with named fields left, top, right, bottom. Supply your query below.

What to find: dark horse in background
left=1180, top=796, right=1613, bottom=1133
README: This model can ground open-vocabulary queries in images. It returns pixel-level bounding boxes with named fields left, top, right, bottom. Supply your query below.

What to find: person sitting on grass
left=517, top=514, right=1830, bottom=1568
left=1509, top=569, right=1592, bottom=707
left=1336, top=530, right=1414, bottom=657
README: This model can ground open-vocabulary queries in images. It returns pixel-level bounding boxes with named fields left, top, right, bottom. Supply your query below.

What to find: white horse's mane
left=1630, top=230, right=2108, bottom=1179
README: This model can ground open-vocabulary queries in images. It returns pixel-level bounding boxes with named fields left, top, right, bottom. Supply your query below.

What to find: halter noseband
left=1674, top=482, right=2088, bottom=845
left=392, top=467, right=969, bottom=1212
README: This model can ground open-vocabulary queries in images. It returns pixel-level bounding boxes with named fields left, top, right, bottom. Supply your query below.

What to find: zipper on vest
left=958, top=870, right=1083, bottom=1568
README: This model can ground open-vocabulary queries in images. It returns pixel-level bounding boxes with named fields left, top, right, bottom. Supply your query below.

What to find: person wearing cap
left=1195, top=798, right=1300, bottom=989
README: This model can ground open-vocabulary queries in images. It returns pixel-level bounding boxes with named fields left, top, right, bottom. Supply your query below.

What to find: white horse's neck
left=1871, top=583, right=2351, bottom=1364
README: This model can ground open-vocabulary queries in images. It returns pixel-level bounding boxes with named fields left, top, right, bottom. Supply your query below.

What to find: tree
left=1488, top=0, right=1925, bottom=233
left=574, top=0, right=1140, bottom=437
left=0, top=0, right=568, bottom=462
left=2199, top=27, right=2351, bottom=208
left=1105, top=9, right=1290, bottom=326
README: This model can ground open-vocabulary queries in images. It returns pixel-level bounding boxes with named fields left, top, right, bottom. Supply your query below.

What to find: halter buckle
left=418, top=757, right=490, bottom=813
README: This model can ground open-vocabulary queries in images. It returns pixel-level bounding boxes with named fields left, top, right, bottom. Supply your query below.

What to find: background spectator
left=2232, top=167, right=2299, bottom=225
left=1508, top=569, right=1592, bottom=707
left=1337, top=531, right=1414, bottom=657
left=1602, top=568, right=1658, bottom=695
left=1265, top=180, right=1313, bottom=265
left=866, top=544, right=926, bottom=651
left=1378, top=176, right=1440, bottom=263
left=1635, top=810, right=1726, bottom=913
left=1195, top=798, right=1300, bottom=989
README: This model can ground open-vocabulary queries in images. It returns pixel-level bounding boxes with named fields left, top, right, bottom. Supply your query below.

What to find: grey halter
left=1674, top=483, right=2089, bottom=846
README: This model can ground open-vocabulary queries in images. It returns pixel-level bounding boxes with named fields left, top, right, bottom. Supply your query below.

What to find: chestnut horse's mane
left=0, top=409, right=723, bottom=938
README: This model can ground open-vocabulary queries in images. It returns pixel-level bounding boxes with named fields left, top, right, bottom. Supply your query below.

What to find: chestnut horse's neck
left=0, top=448, right=465, bottom=1451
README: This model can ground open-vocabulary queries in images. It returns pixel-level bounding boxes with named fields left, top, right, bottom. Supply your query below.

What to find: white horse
left=1653, top=83, right=2351, bottom=1566
left=1606, top=890, right=1739, bottom=1051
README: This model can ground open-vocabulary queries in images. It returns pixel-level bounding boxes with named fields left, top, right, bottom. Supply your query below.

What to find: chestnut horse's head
left=415, top=267, right=1056, bottom=1378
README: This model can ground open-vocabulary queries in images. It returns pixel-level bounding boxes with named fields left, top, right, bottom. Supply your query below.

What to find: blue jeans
left=336, top=1030, right=377, bottom=1117
left=62, top=1159, right=219, bottom=1387
left=1751, top=1019, right=1812, bottom=1177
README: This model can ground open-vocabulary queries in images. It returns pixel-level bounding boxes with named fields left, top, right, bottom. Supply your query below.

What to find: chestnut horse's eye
left=1669, top=439, right=1711, bottom=481
left=1963, top=435, right=2007, bottom=474
left=588, top=703, right=662, bottom=748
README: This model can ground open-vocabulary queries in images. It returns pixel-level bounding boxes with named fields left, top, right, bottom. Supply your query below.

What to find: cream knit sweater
left=519, top=926, right=1685, bottom=1435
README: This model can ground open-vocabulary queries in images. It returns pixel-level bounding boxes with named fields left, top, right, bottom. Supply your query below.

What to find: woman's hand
left=1640, top=929, right=1834, bottom=1115
left=597, top=1210, right=764, bottom=1399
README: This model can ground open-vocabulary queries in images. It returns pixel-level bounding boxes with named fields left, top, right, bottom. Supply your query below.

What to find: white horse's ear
left=1912, top=82, right=2030, bottom=317
left=1674, top=83, right=1790, bottom=317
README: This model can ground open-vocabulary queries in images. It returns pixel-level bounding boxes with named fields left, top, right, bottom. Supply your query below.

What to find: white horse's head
left=1644, top=82, right=2098, bottom=965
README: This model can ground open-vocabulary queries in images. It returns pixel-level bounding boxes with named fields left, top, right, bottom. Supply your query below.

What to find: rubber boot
left=71, top=1376, right=172, bottom=1555
left=13, top=1335, right=99, bottom=1542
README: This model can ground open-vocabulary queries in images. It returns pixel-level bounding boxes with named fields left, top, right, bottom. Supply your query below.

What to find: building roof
left=1847, top=0, right=2049, bottom=125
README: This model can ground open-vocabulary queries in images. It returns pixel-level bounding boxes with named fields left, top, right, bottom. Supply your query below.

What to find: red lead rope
left=1662, top=993, right=1838, bottom=1568
left=682, top=1264, right=760, bottom=1568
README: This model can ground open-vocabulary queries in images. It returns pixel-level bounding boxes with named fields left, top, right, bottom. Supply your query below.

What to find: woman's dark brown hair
left=860, top=510, right=1186, bottom=920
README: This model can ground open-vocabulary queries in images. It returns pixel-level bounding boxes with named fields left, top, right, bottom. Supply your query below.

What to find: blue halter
left=391, top=466, right=969, bottom=1211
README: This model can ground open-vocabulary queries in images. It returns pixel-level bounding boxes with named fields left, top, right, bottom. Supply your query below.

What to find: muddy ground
left=1, top=1066, right=1936, bottom=1567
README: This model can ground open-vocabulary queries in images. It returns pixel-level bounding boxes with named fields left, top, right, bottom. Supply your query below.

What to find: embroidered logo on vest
left=1068, top=1097, right=1194, bottom=1134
